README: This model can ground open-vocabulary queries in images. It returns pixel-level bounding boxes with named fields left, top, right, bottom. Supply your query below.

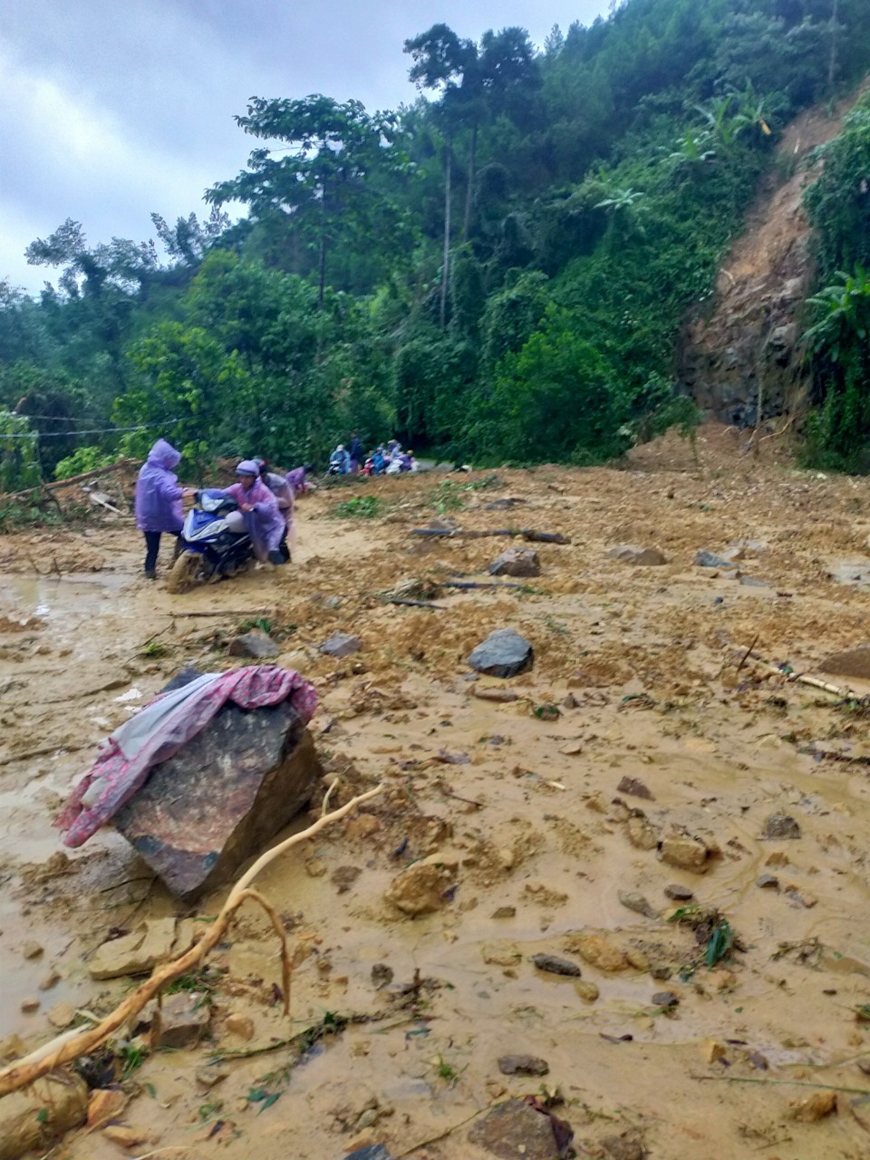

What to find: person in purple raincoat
left=135, top=438, right=193, bottom=579
left=220, top=460, right=286, bottom=565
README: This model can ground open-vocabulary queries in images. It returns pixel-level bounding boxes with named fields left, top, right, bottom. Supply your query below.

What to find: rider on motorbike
left=219, top=461, right=286, bottom=565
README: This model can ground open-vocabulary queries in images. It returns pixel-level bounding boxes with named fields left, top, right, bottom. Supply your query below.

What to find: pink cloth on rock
left=56, top=666, right=318, bottom=848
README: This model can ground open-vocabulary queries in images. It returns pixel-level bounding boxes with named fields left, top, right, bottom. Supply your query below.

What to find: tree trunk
left=440, top=146, right=452, bottom=329
left=463, top=122, right=478, bottom=243
left=828, top=0, right=839, bottom=87
left=318, top=182, right=328, bottom=310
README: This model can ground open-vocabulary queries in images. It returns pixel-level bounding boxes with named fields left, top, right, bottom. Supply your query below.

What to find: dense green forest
left=2, top=0, right=870, bottom=490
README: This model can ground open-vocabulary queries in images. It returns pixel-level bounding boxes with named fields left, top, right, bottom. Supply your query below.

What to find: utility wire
left=0, top=418, right=183, bottom=439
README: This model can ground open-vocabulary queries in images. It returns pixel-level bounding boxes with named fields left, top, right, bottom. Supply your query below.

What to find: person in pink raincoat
left=220, top=460, right=286, bottom=564
left=134, top=438, right=194, bottom=579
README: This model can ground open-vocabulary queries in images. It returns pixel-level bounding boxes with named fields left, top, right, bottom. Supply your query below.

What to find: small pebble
left=756, top=874, right=780, bottom=890
left=652, top=991, right=679, bottom=1009
left=531, top=953, right=581, bottom=977
left=664, top=884, right=694, bottom=901
left=20, top=997, right=40, bottom=1013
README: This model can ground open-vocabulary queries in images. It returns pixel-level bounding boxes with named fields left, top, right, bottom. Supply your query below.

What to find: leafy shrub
left=54, top=445, right=115, bottom=480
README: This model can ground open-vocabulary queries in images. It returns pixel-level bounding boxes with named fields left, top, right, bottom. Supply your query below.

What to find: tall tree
left=206, top=95, right=409, bottom=307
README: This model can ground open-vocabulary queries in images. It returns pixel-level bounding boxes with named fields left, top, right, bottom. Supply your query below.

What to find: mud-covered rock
left=763, top=813, right=801, bottom=840
left=469, top=629, right=534, bottom=678
left=532, top=953, right=581, bottom=977
left=468, top=1098, right=568, bottom=1160
left=607, top=544, right=667, bottom=566
left=627, top=815, right=659, bottom=850
left=0, top=1072, right=88, bottom=1160
left=113, top=701, right=320, bottom=900
left=384, top=861, right=454, bottom=916
left=694, top=550, right=732, bottom=568
left=151, top=990, right=211, bottom=1049
left=498, top=1054, right=550, bottom=1076
left=600, top=1133, right=646, bottom=1160
left=489, top=548, right=541, bottom=577
left=228, top=629, right=280, bottom=658
left=89, top=917, right=178, bottom=980
left=321, top=632, right=362, bottom=658
left=660, top=833, right=714, bottom=872
left=664, top=884, right=694, bottom=901
left=791, top=1090, right=837, bottom=1121
left=618, top=891, right=658, bottom=919
left=821, top=645, right=870, bottom=680
left=617, top=776, right=654, bottom=800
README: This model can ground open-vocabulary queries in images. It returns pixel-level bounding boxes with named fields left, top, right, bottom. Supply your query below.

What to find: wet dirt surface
left=4, top=428, right=870, bottom=1159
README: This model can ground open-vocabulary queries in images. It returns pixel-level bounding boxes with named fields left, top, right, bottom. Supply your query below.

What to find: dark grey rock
left=607, top=544, right=667, bottom=566
left=114, top=701, right=320, bottom=900
left=484, top=498, right=525, bottom=511
left=488, top=548, right=541, bottom=578
left=763, top=813, right=801, bottom=840
left=371, top=963, right=393, bottom=990
left=652, top=991, right=680, bottom=1009
left=320, top=632, right=362, bottom=658
left=228, top=629, right=280, bottom=658
left=757, top=874, right=780, bottom=890
left=468, top=1098, right=569, bottom=1160
left=151, top=991, right=210, bottom=1049
left=617, top=776, right=654, bottom=800
left=497, top=1054, right=550, bottom=1076
left=695, top=550, right=731, bottom=568
left=343, top=1148, right=395, bottom=1160
left=531, top=953, right=581, bottom=977
left=664, top=884, right=694, bottom=901
left=468, top=629, right=533, bottom=679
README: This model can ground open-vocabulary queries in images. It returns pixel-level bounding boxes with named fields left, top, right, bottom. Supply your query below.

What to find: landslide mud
left=3, top=427, right=870, bottom=1159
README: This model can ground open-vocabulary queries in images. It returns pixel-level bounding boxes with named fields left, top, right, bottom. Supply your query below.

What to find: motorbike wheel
left=166, top=549, right=207, bottom=594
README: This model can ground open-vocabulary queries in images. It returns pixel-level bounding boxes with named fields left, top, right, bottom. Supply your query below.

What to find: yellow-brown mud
left=3, top=427, right=870, bottom=1159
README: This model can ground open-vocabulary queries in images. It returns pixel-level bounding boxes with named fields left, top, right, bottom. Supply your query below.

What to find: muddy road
left=3, top=427, right=870, bottom=1159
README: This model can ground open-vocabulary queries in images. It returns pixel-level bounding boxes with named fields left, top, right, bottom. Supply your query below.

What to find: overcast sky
left=1, top=0, right=610, bottom=295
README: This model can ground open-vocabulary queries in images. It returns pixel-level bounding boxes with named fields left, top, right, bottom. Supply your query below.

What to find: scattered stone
left=820, top=646, right=870, bottom=681
left=695, top=550, right=731, bottom=568
left=371, top=963, right=394, bottom=989
left=791, top=1090, right=837, bottom=1122
left=488, top=548, right=541, bottom=578
left=332, top=865, right=363, bottom=893
left=560, top=740, right=583, bottom=756
left=600, top=1133, right=646, bottom=1160
left=497, top=1054, right=550, bottom=1076
left=484, top=497, right=525, bottom=511
left=19, top=997, right=39, bottom=1014
left=224, top=1012, right=254, bottom=1041
left=472, top=687, right=520, bottom=703
left=763, top=813, right=801, bottom=840
left=196, top=1064, right=230, bottom=1088
left=739, top=575, right=770, bottom=588
left=342, top=1147, right=395, bottom=1160
left=306, top=858, right=328, bottom=877
left=757, top=874, right=780, bottom=890
left=102, top=1126, right=146, bottom=1148
left=468, top=1097, right=571, bottom=1160
left=532, top=953, right=582, bottom=977
left=575, top=980, right=600, bottom=1002
left=659, top=833, right=713, bottom=872
left=627, top=815, right=659, bottom=850
left=0, top=1035, right=25, bottom=1061
left=857, top=1058, right=870, bottom=1076
left=664, top=884, right=694, bottom=901
left=89, top=918, right=178, bottom=980
left=785, top=885, right=818, bottom=909
left=766, top=851, right=790, bottom=868
left=492, top=906, right=517, bottom=919
left=87, top=1088, right=129, bottom=1128
left=650, top=965, right=673, bottom=981
left=47, top=1001, right=76, bottom=1029
left=113, top=693, right=320, bottom=900
left=384, top=861, right=455, bottom=917
left=320, top=632, right=362, bottom=658
left=150, top=991, right=210, bottom=1049
left=0, top=1073, right=88, bottom=1159
left=618, top=891, right=658, bottom=919
left=570, top=932, right=632, bottom=973
left=483, top=942, right=523, bottom=967
left=616, top=776, right=654, bottom=800
left=703, top=1038, right=727, bottom=1063
left=607, top=544, right=667, bottom=566
left=22, top=941, right=43, bottom=959
left=38, top=968, right=62, bottom=991
left=227, top=629, right=280, bottom=658
left=468, top=629, right=534, bottom=679
left=652, top=991, right=679, bottom=1009
left=345, top=814, right=381, bottom=840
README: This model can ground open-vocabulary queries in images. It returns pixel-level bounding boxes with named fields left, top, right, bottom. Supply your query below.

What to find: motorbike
left=166, top=490, right=255, bottom=593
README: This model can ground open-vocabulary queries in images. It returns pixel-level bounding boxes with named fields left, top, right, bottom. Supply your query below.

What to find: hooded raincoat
left=221, top=474, right=285, bottom=562
left=135, top=439, right=184, bottom=533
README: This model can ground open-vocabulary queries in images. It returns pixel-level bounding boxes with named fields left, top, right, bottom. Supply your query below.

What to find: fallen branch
left=736, top=647, right=855, bottom=697
left=4, top=460, right=137, bottom=502
left=410, top=526, right=570, bottom=544
left=690, top=1074, right=870, bottom=1096
left=167, top=610, right=273, bottom=619
left=0, top=783, right=384, bottom=1096
left=397, top=1107, right=486, bottom=1157
left=443, top=580, right=529, bottom=591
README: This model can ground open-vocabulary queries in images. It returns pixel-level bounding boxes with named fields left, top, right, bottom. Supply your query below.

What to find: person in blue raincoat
left=134, top=439, right=193, bottom=579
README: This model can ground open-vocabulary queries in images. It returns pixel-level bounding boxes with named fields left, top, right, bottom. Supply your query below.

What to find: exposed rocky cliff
left=678, top=82, right=869, bottom=426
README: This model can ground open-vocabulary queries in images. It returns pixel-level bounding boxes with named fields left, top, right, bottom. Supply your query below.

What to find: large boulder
left=0, top=1073, right=88, bottom=1160
left=468, top=629, right=533, bottom=678
left=488, top=548, right=541, bottom=578
left=113, top=699, right=321, bottom=900
left=607, top=544, right=667, bottom=566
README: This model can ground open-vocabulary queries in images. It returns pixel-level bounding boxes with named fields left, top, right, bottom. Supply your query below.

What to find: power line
left=0, top=418, right=184, bottom=439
